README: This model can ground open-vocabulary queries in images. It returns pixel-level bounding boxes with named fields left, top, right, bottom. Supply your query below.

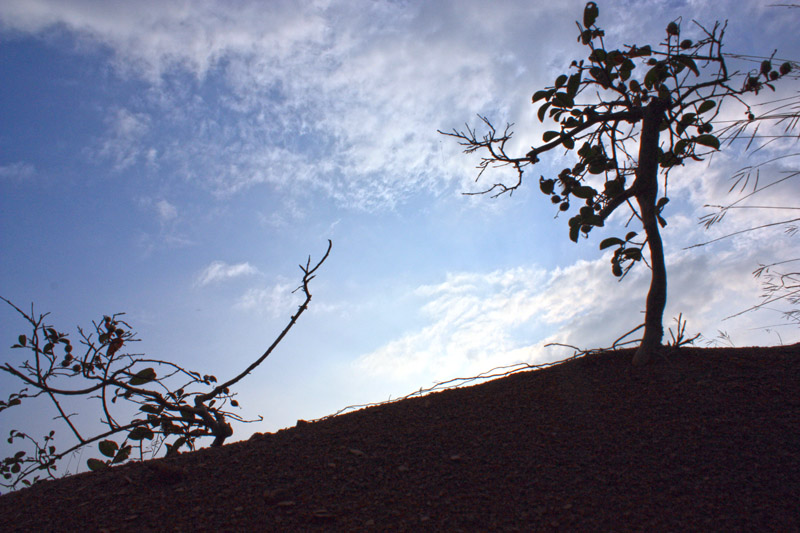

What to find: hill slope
left=1, top=345, right=798, bottom=531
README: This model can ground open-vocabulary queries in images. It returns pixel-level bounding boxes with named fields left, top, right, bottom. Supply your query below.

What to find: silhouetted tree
left=442, top=2, right=793, bottom=364
left=1, top=241, right=331, bottom=490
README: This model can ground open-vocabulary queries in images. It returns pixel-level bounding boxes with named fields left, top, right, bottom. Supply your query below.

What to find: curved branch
left=197, top=240, right=332, bottom=404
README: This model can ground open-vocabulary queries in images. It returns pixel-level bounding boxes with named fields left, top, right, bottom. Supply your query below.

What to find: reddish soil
left=1, top=345, right=798, bottom=532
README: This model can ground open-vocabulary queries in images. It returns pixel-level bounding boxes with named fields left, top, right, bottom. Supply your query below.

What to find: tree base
left=632, top=343, right=661, bottom=366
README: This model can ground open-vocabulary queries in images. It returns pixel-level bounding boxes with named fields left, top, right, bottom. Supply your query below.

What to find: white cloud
left=133, top=197, right=196, bottom=255
left=235, top=281, right=301, bottom=317
left=6, top=0, right=791, bottom=213
left=356, top=262, right=603, bottom=381
left=355, top=226, right=800, bottom=384
left=0, top=161, right=35, bottom=181
left=154, top=199, right=177, bottom=223
left=196, top=261, right=258, bottom=287
left=97, top=107, right=150, bottom=171
left=0, top=0, right=581, bottom=210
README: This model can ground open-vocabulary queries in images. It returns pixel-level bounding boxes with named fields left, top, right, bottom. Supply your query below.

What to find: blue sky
left=1, top=0, right=799, bottom=453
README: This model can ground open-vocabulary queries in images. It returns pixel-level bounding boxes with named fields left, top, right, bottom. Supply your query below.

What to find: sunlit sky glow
left=1, top=0, right=799, bottom=451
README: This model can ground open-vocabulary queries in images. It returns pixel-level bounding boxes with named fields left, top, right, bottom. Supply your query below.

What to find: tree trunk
left=631, top=100, right=668, bottom=366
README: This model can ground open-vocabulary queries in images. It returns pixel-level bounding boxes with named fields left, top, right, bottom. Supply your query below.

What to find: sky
left=1, top=0, right=799, bottom=460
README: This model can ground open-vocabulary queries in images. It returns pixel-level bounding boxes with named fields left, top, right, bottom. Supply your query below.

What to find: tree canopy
left=442, top=2, right=794, bottom=364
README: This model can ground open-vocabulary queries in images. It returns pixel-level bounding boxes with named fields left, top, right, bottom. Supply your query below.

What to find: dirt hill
left=1, top=345, right=798, bottom=531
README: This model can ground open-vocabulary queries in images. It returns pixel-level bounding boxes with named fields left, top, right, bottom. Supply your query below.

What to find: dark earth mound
left=1, top=345, right=798, bottom=531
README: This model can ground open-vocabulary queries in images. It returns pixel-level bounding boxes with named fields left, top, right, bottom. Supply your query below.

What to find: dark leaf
left=583, top=214, right=604, bottom=227
left=555, top=74, right=568, bottom=89
left=17, top=335, right=26, bottom=347
left=537, top=102, right=551, bottom=123
left=659, top=151, right=680, bottom=168
left=694, top=134, right=720, bottom=150
left=627, top=45, right=652, bottom=57
left=98, top=440, right=119, bottom=458
left=543, top=131, right=560, bottom=142
left=113, top=446, right=131, bottom=464
left=87, top=458, right=107, bottom=472
left=553, top=92, right=574, bottom=108
left=588, top=162, right=606, bottom=174
left=600, top=237, right=624, bottom=250
left=589, top=66, right=610, bottom=87
left=583, top=2, right=599, bottom=28
left=539, top=177, right=555, bottom=195
left=532, top=90, right=550, bottom=103
left=623, top=248, right=642, bottom=261
left=697, top=100, right=716, bottom=114
left=128, top=426, right=155, bottom=441
left=569, top=224, right=580, bottom=243
left=666, top=21, right=679, bottom=36
left=567, top=73, right=581, bottom=97
left=679, top=112, right=696, bottom=126
left=129, top=367, right=157, bottom=386
left=562, top=136, right=575, bottom=150
left=572, top=185, right=597, bottom=199
left=644, top=65, right=661, bottom=90
left=673, top=55, right=699, bottom=76
left=605, top=50, right=624, bottom=66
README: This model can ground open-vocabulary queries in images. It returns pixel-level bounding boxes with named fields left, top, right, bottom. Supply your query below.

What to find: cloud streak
left=355, top=228, right=798, bottom=385
left=0, top=0, right=580, bottom=211
left=235, top=281, right=301, bottom=318
left=196, top=261, right=258, bottom=287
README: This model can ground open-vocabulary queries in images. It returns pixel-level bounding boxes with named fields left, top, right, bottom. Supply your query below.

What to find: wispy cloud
left=355, top=229, right=796, bottom=384
left=94, top=107, right=150, bottom=171
left=0, top=0, right=581, bottom=210
left=196, top=261, right=259, bottom=287
left=355, top=262, right=606, bottom=381
left=154, top=199, right=177, bottom=224
left=235, top=281, right=300, bottom=317
left=0, top=161, right=35, bottom=181
left=133, top=197, right=194, bottom=254
left=2, top=0, right=794, bottom=212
